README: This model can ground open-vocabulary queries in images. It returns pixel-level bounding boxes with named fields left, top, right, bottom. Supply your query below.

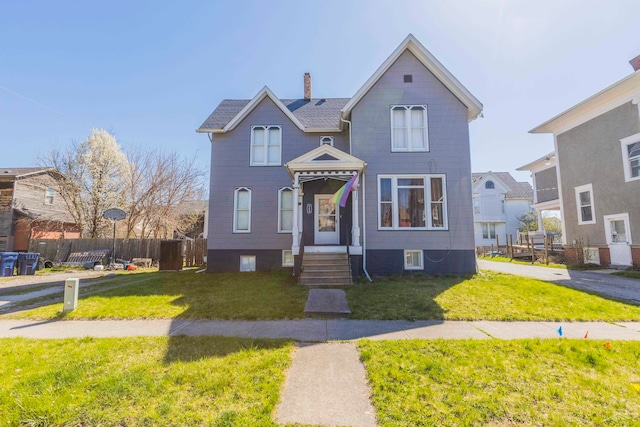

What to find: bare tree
left=121, top=150, right=205, bottom=238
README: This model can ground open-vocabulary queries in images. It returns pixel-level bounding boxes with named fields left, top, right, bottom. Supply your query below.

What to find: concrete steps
left=299, top=250, right=352, bottom=287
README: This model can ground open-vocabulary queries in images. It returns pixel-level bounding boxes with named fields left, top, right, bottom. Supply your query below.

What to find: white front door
left=604, top=213, right=632, bottom=266
left=314, top=194, right=340, bottom=245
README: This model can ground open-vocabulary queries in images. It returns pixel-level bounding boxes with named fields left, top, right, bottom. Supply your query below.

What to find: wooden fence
left=28, top=238, right=207, bottom=267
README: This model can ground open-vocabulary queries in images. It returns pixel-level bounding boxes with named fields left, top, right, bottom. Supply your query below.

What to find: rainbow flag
left=330, top=174, right=359, bottom=207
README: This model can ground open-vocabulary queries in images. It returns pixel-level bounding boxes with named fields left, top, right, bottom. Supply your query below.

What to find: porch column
left=537, top=209, right=544, bottom=233
left=292, top=173, right=301, bottom=255
left=351, top=183, right=361, bottom=248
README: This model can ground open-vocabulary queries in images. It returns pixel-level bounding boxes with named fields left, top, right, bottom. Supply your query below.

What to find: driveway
left=477, top=260, right=640, bottom=305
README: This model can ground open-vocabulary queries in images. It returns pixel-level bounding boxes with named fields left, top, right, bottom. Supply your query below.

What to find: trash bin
left=0, top=252, right=18, bottom=277
left=17, top=253, right=39, bottom=275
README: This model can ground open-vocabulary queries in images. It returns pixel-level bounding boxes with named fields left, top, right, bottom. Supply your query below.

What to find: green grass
left=0, top=336, right=292, bottom=426
left=9, top=269, right=309, bottom=320
left=346, top=272, right=640, bottom=321
left=613, top=270, right=640, bottom=280
left=478, top=254, right=567, bottom=269
left=359, top=339, right=640, bottom=426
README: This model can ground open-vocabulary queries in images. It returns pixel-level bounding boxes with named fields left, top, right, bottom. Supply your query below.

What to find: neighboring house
left=471, top=172, right=533, bottom=246
left=197, top=34, right=482, bottom=277
left=0, top=168, right=80, bottom=251
left=516, top=152, right=561, bottom=233
left=529, top=54, right=640, bottom=267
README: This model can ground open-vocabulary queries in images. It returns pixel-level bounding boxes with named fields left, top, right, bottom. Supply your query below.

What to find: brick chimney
left=630, top=54, right=640, bottom=72
left=304, top=73, right=312, bottom=100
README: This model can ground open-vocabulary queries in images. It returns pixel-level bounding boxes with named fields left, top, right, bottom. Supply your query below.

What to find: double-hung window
left=278, top=187, right=293, bottom=233
left=621, top=133, right=640, bottom=182
left=251, top=125, right=281, bottom=166
left=233, top=187, right=251, bottom=233
left=482, top=223, right=496, bottom=239
left=574, top=183, right=595, bottom=225
left=390, top=105, right=428, bottom=152
left=44, top=187, right=55, bottom=205
left=378, top=175, right=447, bottom=230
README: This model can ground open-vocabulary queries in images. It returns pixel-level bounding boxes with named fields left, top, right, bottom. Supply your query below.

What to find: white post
left=292, top=174, right=300, bottom=255
left=63, top=278, right=79, bottom=313
left=351, top=186, right=361, bottom=248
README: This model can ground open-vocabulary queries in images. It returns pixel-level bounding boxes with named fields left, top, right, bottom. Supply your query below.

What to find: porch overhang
left=284, top=144, right=367, bottom=179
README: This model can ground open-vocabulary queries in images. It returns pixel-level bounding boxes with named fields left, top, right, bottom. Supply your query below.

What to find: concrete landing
left=304, top=289, right=351, bottom=318
left=275, top=342, right=377, bottom=427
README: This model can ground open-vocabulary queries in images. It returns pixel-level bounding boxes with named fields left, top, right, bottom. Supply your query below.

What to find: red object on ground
left=126, top=264, right=137, bottom=271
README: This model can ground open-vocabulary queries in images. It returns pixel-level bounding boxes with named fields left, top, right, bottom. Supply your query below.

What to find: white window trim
left=390, top=105, right=429, bottom=152
left=620, top=132, right=640, bottom=182
left=404, top=249, right=424, bottom=270
left=239, top=255, right=256, bottom=272
left=574, top=183, right=596, bottom=225
left=250, top=125, right=282, bottom=166
left=233, top=187, right=252, bottom=233
left=377, top=174, right=448, bottom=231
left=278, top=187, right=293, bottom=233
left=44, top=187, right=55, bottom=205
left=282, top=250, right=294, bottom=267
left=482, top=223, right=496, bottom=239
left=320, top=136, right=334, bottom=146
left=603, top=213, right=632, bottom=245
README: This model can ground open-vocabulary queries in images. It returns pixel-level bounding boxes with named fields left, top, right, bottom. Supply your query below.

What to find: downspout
left=341, top=116, right=372, bottom=282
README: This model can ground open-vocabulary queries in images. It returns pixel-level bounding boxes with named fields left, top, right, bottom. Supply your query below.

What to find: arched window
left=485, top=180, right=495, bottom=189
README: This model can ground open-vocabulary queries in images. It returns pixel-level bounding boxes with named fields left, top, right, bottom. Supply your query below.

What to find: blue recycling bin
left=17, top=253, right=39, bottom=275
left=0, top=252, right=18, bottom=277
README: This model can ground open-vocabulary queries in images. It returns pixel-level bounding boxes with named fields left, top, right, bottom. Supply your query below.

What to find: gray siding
left=13, top=172, right=74, bottom=223
left=558, top=102, right=640, bottom=246
left=351, top=50, right=475, bottom=251
left=207, top=97, right=348, bottom=250
left=534, top=167, right=559, bottom=203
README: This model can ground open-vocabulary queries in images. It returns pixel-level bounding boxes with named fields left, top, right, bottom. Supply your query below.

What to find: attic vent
left=403, top=74, right=413, bottom=83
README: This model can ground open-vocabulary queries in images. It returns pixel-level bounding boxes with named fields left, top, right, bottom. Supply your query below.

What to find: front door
left=604, top=213, right=632, bottom=266
left=314, top=194, right=340, bottom=245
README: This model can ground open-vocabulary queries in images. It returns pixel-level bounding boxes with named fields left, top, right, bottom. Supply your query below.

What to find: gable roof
left=341, top=34, right=483, bottom=122
left=472, top=172, right=533, bottom=199
left=197, top=34, right=482, bottom=135
left=285, top=144, right=366, bottom=179
left=0, top=167, right=56, bottom=179
left=530, top=68, right=640, bottom=135
left=197, top=86, right=350, bottom=133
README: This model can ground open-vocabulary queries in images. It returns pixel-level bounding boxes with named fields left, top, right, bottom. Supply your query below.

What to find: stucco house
left=529, top=54, right=640, bottom=267
left=471, top=172, right=533, bottom=246
left=197, top=34, right=483, bottom=280
left=0, top=168, right=80, bottom=251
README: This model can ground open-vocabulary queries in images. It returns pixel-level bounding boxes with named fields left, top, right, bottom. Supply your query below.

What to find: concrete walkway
left=275, top=342, right=377, bottom=427
left=1, top=318, right=639, bottom=340
left=478, top=260, right=640, bottom=304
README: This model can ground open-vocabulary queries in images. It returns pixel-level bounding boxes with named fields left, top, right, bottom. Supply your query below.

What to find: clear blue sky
left=2, top=0, right=639, bottom=184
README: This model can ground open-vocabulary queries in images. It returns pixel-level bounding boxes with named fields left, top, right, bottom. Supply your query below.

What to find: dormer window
left=485, top=181, right=495, bottom=189
left=251, top=125, right=281, bottom=166
left=320, top=136, right=334, bottom=147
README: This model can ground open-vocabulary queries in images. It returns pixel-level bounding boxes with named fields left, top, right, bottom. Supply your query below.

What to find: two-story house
left=529, top=54, right=640, bottom=267
left=197, top=34, right=483, bottom=279
left=516, top=152, right=561, bottom=234
left=471, top=172, right=533, bottom=246
left=0, top=168, right=80, bottom=251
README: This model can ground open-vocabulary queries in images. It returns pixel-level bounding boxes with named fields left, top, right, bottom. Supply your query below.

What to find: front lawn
left=360, top=339, right=640, bottom=426
left=9, top=269, right=308, bottom=320
left=0, top=336, right=292, bottom=426
left=8, top=270, right=640, bottom=322
left=346, top=272, right=640, bottom=321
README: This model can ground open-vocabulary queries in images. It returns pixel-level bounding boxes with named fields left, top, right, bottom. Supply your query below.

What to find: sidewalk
left=1, top=318, right=639, bottom=340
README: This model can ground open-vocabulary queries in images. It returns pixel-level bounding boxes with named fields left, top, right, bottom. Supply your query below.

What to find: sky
left=1, top=0, right=640, bottom=186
